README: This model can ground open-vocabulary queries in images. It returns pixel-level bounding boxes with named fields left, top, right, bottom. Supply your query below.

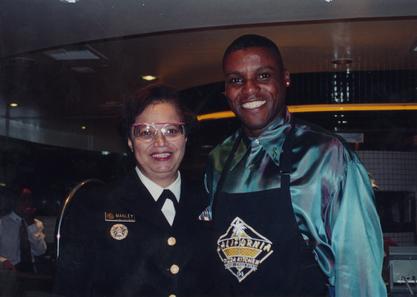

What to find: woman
left=55, top=85, right=210, bottom=297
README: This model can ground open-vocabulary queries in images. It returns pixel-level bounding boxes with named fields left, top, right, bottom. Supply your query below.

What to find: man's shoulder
left=209, top=131, right=239, bottom=159
left=293, top=118, right=344, bottom=145
left=292, top=117, right=357, bottom=160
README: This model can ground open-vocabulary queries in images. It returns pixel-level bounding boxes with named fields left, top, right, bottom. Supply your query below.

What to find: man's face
left=224, top=47, right=289, bottom=137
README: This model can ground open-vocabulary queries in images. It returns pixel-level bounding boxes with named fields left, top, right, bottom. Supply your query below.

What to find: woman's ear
left=127, top=138, right=133, bottom=152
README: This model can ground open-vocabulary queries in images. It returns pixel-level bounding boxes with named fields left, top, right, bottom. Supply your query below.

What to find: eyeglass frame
left=130, top=122, right=186, bottom=142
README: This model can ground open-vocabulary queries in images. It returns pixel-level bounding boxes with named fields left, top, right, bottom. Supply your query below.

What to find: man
left=203, top=34, right=387, bottom=296
left=0, top=186, right=47, bottom=272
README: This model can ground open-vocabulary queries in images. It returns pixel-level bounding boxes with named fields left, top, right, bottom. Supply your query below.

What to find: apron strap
left=279, top=119, right=295, bottom=191
left=211, top=131, right=242, bottom=217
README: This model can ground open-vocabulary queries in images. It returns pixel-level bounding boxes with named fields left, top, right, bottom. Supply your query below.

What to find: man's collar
left=229, top=108, right=291, bottom=169
left=135, top=167, right=181, bottom=203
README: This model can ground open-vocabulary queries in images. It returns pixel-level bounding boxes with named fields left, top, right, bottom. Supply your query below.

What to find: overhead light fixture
left=59, top=0, right=79, bottom=3
left=197, top=103, right=417, bottom=121
left=81, top=125, right=87, bottom=130
left=332, top=58, right=353, bottom=66
left=44, top=45, right=106, bottom=61
left=9, top=102, right=18, bottom=108
left=141, top=75, right=157, bottom=81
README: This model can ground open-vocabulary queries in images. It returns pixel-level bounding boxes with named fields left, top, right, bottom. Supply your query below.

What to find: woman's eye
left=164, top=127, right=180, bottom=136
left=165, top=128, right=179, bottom=136
left=139, top=129, right=153, bottom=137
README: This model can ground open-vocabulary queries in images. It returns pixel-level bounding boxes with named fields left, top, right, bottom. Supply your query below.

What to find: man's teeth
left=242, top=100, right=266, bottom=109
left=152, top=153, right=171, bottom=158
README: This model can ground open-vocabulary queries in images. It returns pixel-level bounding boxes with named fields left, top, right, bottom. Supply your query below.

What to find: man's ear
left=284, top=70, right=291, bottom=87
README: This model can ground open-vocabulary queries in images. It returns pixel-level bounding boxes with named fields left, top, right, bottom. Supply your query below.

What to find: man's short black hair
left=223, top=34, right=284, bottom=71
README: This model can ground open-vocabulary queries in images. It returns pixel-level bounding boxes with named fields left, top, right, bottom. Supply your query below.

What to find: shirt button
left=170, top=264, right=180, bottom=275
left=254, top=139, right=260, bottom=145
left=167, top=237, right=176, bottom=246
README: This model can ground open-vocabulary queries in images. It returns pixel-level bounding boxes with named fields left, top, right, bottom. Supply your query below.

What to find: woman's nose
left=153, top=131, right=167, bottom=146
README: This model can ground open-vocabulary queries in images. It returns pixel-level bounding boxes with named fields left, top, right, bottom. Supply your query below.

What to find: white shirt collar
left=135, top=167, right=181, bottom=203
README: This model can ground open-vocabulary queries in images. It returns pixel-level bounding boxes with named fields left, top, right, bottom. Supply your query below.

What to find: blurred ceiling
left=0, top=0, right=416, bottom=151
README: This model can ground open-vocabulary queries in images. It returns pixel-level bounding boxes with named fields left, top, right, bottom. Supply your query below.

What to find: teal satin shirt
left=203, top=109, right=387, bottom=297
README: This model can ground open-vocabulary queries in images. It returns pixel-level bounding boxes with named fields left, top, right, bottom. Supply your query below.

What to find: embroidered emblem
left=198, top=206, right=212, bottom=221
left=104, top=212, right=136, bottom=222
left=110, top=223, right=128, bottom=240
left=217, top=217, right=274, bottom=282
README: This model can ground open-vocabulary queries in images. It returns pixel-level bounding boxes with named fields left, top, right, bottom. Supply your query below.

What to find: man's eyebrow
left=257, top=66, right=277, bottom=72
left=224, top=71, right=241, bottom=76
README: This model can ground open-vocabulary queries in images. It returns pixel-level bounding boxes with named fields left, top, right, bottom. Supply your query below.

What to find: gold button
left=167, top=237, right=176, bottom=246
left=168, top=295, right=176, bottom=297
left=170, top=264, right=180, bottom=275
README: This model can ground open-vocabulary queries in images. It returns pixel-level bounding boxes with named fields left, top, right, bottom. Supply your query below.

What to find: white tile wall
left=357, top=151, right=417, bottom=245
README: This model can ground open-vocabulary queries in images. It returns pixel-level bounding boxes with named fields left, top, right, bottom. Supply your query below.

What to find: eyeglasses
left=131, top=122, right=186, bottom=142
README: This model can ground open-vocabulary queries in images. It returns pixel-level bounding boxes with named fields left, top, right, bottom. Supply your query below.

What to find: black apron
left=210, top=125, right=328, bottom=297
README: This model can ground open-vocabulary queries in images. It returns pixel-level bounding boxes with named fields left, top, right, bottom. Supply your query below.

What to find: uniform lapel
left=120, top=170, right=171, bottom=230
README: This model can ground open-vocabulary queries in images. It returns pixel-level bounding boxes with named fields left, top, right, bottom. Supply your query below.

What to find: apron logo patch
left=217, top=217, right=274, bottom=282
left=110, top=223, right=128, bottom=240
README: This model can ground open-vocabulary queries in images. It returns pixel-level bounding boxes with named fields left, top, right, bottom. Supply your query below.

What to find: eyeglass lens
left=132, top=124, right=185, bottom=141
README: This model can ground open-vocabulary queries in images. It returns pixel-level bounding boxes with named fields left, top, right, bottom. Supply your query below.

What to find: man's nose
left=242, top=79, right=259, bottom=95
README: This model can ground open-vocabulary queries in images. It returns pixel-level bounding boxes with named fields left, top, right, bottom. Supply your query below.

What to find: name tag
left=104, top=212, right=136, bottom=223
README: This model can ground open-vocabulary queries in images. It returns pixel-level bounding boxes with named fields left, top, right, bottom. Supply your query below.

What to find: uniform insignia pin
left=110, top=223, right=128, bottom=240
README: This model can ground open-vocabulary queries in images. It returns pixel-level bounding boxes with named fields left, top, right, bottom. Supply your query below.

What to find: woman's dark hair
left=122, top=84, right=194, bottom=140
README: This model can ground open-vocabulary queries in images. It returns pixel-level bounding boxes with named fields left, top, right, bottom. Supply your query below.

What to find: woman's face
left=127, top=101, right=187, bottom=187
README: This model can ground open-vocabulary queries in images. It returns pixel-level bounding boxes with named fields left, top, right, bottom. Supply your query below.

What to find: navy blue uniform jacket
left=54, top=170, right=211, bottom=297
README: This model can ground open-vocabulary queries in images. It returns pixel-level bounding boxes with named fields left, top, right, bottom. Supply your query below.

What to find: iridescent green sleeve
left=329, top=154, right=386, bottom=296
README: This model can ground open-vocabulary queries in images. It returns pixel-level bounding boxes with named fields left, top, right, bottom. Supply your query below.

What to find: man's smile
left=242, top=100, right=266, bottom=110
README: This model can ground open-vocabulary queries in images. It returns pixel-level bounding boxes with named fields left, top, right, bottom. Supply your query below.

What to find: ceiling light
left=141, top=75, right=157, bottom=81
left=45, top=48, right=101, bottom=61
left=9, top=102, right=18, bottom=107
left=81, top=126, right=87, bottom=130
left=59, top=0, right=79, bottom=3
left=197, top=103, right=417, bottom=121
left=332, top=58, right=353, bottom=66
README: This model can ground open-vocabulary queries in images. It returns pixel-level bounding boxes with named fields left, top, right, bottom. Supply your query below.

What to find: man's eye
left=228, top=77, right=243, bottom=85
left=258, top=73, right=271, bottom=80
